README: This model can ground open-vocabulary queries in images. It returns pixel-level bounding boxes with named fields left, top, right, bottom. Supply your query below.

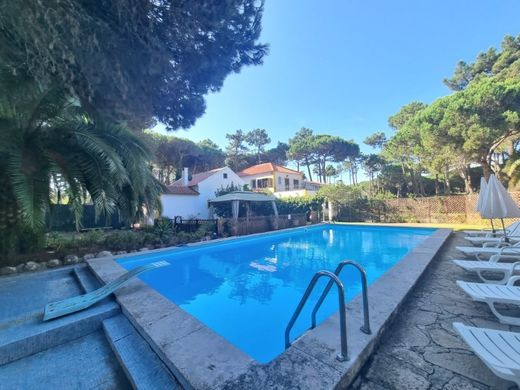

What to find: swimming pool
left=118, top=224, right=435, bottom=363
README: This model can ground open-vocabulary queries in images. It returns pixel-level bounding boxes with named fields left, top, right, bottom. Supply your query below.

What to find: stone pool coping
left=87, top=224, right=451, bottom=389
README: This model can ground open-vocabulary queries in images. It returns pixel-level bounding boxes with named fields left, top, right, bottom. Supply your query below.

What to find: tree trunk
left=435, top=174, right=440, bottom=195
left=461, top=165, right=473, bottom=194
left=419, top=176, right=425, bottom=196
left=443, top=170, right=451, bottom=195
left=480, top=157, right=493, bottom=180
left=409, top=168, right=420, bottom=195
left=305, top=158, right=313, bottom=182
left=508, top=141, right=515, bottom=157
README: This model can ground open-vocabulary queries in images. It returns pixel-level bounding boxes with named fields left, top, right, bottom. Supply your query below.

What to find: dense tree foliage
left=246, top=128, right=271, bottom=163
left=0, top=73, right=162, bottom=257
left=377, top=34, right=520, bottom=196
left=364, top=132, right=387, bottom=149
left=225, top=130, right=250, bottom=171
left=145, top=133, right=226, bottom=184
left=287, top=128, right=360, bottom=183
left=0, top=0, right=268, bottom=130
left=224, top=129, right=287, bottom=172
left=145, top=34, right=520, bottom=200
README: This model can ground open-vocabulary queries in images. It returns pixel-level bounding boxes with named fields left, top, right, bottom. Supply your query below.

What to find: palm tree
left=0, top=72, right=162, bottom=256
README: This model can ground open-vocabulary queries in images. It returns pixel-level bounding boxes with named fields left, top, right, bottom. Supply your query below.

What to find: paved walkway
left=352, top=232, right=519, bottom=390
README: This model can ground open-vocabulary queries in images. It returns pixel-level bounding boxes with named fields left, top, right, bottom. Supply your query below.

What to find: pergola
left=208, top=191, right=278, bottom=220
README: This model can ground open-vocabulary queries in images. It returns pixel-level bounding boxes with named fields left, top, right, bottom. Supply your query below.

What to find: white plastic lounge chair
left=452, top=258, right=520, bottom=284
left=465, top=235, right=520, bottom=246
left=453, top=322, right=520, bottom=387
left=43, top=260, right=169, bottom=321
left=465, top=222, right=520, bottom=245
left=456, top=243, right=520, bottom=260
left=462, top=221, right=520, bottom=237
left=457, top=278, right=520, bottom=325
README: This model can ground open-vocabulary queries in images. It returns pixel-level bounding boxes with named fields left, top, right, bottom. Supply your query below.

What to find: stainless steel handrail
left=284, top=270, right=349, bottom=362
left=311, top=260, right=371, bottom=335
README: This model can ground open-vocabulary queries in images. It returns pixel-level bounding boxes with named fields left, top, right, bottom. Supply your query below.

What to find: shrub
left=103, top=230, right=146, bottom=251
left=149, top=218, right=175, bottom=245
left=276, top=195, right=323, bottom=215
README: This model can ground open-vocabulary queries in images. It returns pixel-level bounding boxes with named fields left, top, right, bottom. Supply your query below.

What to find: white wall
left=241, top=171, right=303, bottom=192
left=161, top=167, right=245, bottom=219
left=161, top=194, right=202, bottom=219
left=273, top=171, right=303, bottom=192
left=274, top=189, right=313, bottom=198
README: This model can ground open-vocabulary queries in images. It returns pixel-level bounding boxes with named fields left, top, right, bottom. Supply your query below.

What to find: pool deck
left=351, top=231, right=520, bottom=390
left=87, top=223, right=452, bottom=389
left=3, top=226, right=514, bottom=389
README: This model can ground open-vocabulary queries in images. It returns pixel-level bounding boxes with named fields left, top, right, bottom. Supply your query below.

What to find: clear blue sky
left=156, top=0, right=520, bottom=157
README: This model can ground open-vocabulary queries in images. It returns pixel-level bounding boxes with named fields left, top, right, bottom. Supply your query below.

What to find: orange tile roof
left=164, top=185, right=199, bottom=195
left=238, top=163, right=302, bottom=176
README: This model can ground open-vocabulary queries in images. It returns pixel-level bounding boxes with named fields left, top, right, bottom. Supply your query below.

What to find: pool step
left=103, top=315, right=181, bottom=390
left=0, top=299, right=119, bottom=365
left=72, top=265, right=101, bottom=293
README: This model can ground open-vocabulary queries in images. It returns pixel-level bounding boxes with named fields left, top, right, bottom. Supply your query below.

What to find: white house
left=238, top=163, right=324, bottom=198
left=161, top=167, right=245, bottom=219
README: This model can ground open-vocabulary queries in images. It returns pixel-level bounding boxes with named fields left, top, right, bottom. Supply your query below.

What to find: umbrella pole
left=501, top=219, right=509, bottom=243
left=490, top=219, right=495, bottom=234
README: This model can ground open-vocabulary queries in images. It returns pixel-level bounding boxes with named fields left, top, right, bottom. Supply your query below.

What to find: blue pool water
left=119, top=224, right=435, bottom=363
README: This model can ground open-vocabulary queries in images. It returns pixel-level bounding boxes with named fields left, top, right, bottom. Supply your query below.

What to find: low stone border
left=0, top=250, right=117, bottom=276
left=88, top=224, right=451, bottom=389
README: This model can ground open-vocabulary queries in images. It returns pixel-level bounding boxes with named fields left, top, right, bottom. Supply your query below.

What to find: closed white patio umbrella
left=476, top=176, right=488, bottom=212
left=476, top=176, right=495, bottom=232
left=480, top=174, right=520, bottom=240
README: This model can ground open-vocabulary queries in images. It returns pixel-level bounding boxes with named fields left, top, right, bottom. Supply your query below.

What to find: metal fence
left=47, top=204, right=125, bottom=231
left=370, top=192, right=520, bottom=225
left=172, top=217, right=218, bottom=235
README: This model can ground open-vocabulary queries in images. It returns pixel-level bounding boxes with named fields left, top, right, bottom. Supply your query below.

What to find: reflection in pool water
left=119, top=224, right=434, bottom=363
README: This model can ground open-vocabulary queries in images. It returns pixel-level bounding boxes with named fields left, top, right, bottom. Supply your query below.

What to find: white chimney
left=182, top=167, right=189, bottom=186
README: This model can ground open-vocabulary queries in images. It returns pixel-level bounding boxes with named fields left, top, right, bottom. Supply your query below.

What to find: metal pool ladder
left=284, top=260, right=371, bottom=362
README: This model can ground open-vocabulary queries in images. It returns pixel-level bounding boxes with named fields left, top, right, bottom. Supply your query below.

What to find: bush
left=146, top=218, right=175, bottom=245
left=0, top=225, right=46, bottom=264
left=276, top=195, right=323, bottom=215
left=46, top=229, right=106, bottom=252
left=103, top=230, right=146, bottom=251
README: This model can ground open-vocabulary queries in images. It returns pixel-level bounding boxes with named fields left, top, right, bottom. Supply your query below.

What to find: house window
left=284, top=178, right=290, bottom=191
left=257, top=178, right=273, bottom=188
left=293, top=179, right=299, bottom=189
left=223, top=173, right=228, bottom=179
left=251, top=180, right=256, bottom=188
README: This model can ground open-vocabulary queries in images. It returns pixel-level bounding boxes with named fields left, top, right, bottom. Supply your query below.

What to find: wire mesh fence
left=353, top=193, right=520, bottom=225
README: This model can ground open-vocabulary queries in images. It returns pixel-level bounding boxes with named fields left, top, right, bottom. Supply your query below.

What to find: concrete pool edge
left=283, top=227, right=453, bottom=389
left=87, top=225, right=452, bottom=389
